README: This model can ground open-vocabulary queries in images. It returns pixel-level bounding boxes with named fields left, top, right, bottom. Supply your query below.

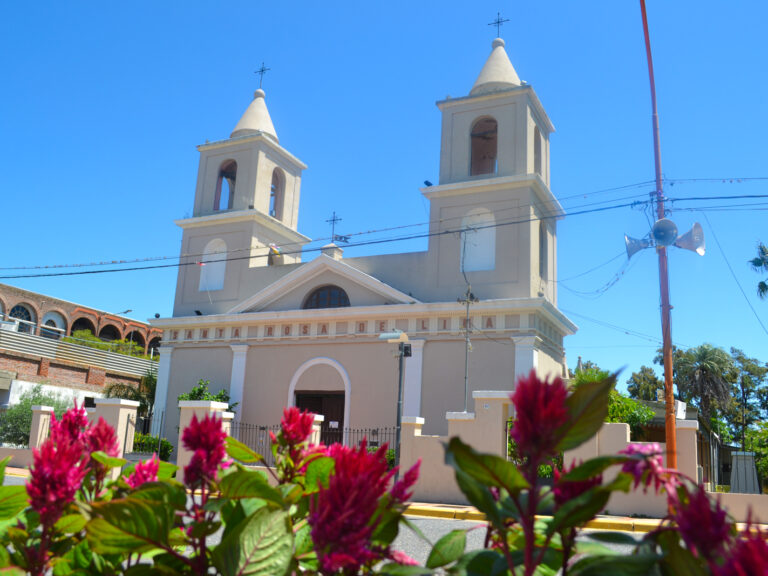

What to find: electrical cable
left=701, top=214, right=768, bottom=337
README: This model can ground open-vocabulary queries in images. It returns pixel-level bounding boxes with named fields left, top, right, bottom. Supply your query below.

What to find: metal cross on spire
left=254, top=62, right=271, bottom=89
left=488, top=12, right=510, bottom=37
left=326, top=212, right=350, bottom=244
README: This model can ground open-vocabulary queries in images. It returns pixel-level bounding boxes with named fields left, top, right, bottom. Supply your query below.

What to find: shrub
left=178, top=379, right=238, bottom=412
left=0, top=386, right=71, bottom=447
left=132, top=432, right=173, bottom=461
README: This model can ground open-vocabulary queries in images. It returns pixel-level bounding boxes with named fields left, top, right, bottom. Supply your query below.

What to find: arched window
left=470, top=117, right=498, bottom=176
left=270, top=168, right=284, bottom=220
left=99, top=325, right=121, bottom=341
left=41, top=311, right=67, bottom=339
left=9, top=304, right=35, bottom=334
left=461, top=208, right=496, bottom=272
left=199, top=238, right=227, bottom=292
left=302, top=285, right=351, bottom=309
left=539, top=221, right=548, bottom=280
left=70, top=317, right=96, bottom=336
left=534, top=126, right=542, bottom=176
left=214, top=160, right=237, bottom=211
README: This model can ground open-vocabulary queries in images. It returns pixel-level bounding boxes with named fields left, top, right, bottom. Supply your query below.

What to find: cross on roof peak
left=254, top=62, right=271, bottom=89
left=488, top=12, right=510, bottom=37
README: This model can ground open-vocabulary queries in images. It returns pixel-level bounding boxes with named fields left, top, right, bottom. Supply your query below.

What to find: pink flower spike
left=26, top=436, right=87, bottom=528
left=553, top=461, right=602, bottom=509
left=389, top=550, right=419, bottom=566
left=619, top=443, right=666, bottom=493
left=50, top=403, right=89, bottom=446
left=126, top=454, right=160, bottom=489
left=718, top=519, right=768, bottom=576
left=182, top=413, right=227, bottom=488
left=391, top=459, right=420, bottom=504
left=673, top=486, right=731, bottom=561
left=87, top=417, right=119, bottom=458
left=280, top=407, right=315, bottom=445
left=510, top=370, right=569, bottom=461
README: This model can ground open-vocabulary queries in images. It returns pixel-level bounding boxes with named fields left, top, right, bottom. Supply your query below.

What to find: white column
left=512, top=336, right=538, bottom=381
left=229, top=344, right=249, bottom=421
left=152, top=346, right=173, bottom=435
left=403, top=339, right=425, bottom=417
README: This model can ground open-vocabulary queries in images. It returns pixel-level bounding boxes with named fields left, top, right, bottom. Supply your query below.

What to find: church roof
left=230, top=89, right=278, bottom=141
left=470, top=38, right=521, bottom=96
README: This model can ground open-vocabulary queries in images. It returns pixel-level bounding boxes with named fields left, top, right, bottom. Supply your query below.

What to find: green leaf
left=557, top=373, right=616, bottom=452
left=445, top=437, right=529, bottom=495
left=86, top=499, right=173, bottom=554
left=0, top=457, right=10, bottom=485
left=569, top=553, right=660, bottom=576
left=157, top=461, right=178, bottom=480
left=91, top=451, right=127, bottom=469
left=559, top=456, right=628, bottom=482
left=453, top=470, right=504, bottom=530
left=378, top=564, right=432, bottom=575
left=130, top=481, right=187, bottom=510
left=656, top=530, right=708, bottom=576
left=548, top=474, right=630, bottom=536
left=0, top=486, right=28, bottom=520
left=55, top=513, right=87, bottom=534
left=226, top=437, right=265, bottom=464
left=304, top=457, right=334, bottom=494
left=582, top=531, right=640, bottom=546
left=211, top=508, right=292, bottom=576
left=451, top=550, right=508, bottom=576
left=219, top=467, right=284, bottom=506
left=426, top=529, right=466, bottom=568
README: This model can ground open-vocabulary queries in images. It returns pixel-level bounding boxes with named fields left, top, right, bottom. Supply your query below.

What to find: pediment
left=227, top=254, right=419, bottom=314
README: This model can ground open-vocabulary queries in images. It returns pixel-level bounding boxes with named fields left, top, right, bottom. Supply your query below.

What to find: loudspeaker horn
left=674, top=222, right=705, bottom=256
left=624, top=234, right=651, bottom=260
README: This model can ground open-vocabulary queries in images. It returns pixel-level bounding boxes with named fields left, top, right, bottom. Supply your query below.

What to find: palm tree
left=103, top=370, right=157, bottom=421
left=750, top=242, right=768, bottom=299
left=674, top=344, right=734, bottom=421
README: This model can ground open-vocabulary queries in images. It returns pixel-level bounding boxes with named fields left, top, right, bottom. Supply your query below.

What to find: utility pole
left=640, top=0, right=677, bottom=469
left=458, top=286, right=478, bottom=412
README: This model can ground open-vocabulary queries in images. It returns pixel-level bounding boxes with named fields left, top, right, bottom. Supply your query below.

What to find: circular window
left=9, top=305, right=34, bottom=333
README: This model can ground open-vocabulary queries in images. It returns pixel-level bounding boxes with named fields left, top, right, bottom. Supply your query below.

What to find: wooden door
left=295, top=393, right=345, bottom=445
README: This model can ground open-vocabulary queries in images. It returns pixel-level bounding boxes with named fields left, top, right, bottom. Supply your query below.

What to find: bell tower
left=422, top=38, right=563, bottom=302
left=172, top=89, right=311, bottom=315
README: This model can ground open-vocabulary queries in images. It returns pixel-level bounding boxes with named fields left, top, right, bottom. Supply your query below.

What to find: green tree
left=0, top=386, right=71, bottom=447
left=674, top=344, right=735, bottom=422
left=103, top=370, right=157, bottom=418
left=627, top=365, right=664, bottom=401
left=727, top=348, right=767, bottom=451
left=178, top=379, right=237, bottom=412
left=749, top=241, right=768, bottom=299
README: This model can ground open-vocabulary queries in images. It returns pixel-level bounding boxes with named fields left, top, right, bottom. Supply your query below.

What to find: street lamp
left=379, top=329, right=411, bottom=479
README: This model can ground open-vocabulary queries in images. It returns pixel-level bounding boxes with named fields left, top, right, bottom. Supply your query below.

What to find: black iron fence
left=229, top=422, right=281, bottom=467
left=227, top=422, right=398, bottom=467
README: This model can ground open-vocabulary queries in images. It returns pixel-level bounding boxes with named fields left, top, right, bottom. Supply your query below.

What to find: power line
left=701, top=214, right=768, bottom=337
left=0, top=199, right=650, bottom=280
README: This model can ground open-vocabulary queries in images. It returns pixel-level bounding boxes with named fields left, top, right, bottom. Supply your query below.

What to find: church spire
left=231, top=89, right=278, bottom=141
left=470, top=38, right=521, bottom=96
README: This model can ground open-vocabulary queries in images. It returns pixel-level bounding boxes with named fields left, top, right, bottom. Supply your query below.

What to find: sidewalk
left=5, top=466, right=28, bottom=478
left=404, top=502, right=768, bottom=534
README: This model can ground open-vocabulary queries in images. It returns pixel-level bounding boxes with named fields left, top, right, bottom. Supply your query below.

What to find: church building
left=152, top=38, right=576, bottom=442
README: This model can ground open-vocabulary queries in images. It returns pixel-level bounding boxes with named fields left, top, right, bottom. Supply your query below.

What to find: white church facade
left=152, top=38, right=576, bottom=442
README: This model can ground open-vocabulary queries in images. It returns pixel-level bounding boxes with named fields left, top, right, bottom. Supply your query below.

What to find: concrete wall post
left=29, top=405, right=54, bottom=449
left=310, top=414, right=325, bottom=445
left=93, top=398, right=140, bottom=458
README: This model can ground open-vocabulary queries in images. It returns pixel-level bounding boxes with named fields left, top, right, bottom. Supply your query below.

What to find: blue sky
left=1, top=1, right=767, bottom=390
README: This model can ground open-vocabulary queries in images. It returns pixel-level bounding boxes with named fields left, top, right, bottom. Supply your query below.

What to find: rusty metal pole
left=640, top=0, right=677, bottom=469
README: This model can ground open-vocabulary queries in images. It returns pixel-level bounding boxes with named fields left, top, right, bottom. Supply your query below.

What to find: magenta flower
left=672, top=486, right=731, bottom=561
left=619, top=443, right=667, bottom=493
left=391, top=460, right=420, bottom=504
left=553, top=461, right=603, bottom=509
left=26, top=435, right=88, bottom=528
left=126, top=454, right=160, bottom=489
left=718, top=520, right=768, bottom=576
left=87, top=417, right=119, bottom=457
left=182, top=413, right=227, bottom=487
left=510, top=370, right=569, bottom=462
left=309, top=440, right=395, bottom=575
left=280, top=407, right=315, bottom=445
left=49, top=403, right=89, bottom=446
left=389, top=550, right=419, bottom=566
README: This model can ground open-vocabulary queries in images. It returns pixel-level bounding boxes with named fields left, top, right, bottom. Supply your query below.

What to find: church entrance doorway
left=295, top=392, right=345, bottom=445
